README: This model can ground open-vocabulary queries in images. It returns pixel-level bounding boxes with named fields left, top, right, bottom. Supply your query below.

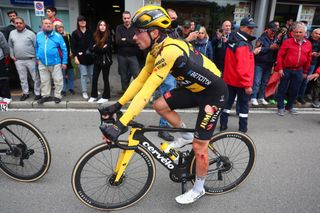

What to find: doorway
left=79, top=0, right=124, bottom=33
left=274, top=4, right=299, bottom=26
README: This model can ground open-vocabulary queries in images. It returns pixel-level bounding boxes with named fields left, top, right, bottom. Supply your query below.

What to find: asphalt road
left=0, top=110, right=320, bottom=213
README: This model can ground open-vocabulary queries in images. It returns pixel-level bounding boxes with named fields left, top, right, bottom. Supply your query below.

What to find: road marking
left=6, top=108, right=320, bottom=114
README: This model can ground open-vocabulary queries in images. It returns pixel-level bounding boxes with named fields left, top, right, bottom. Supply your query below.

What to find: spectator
left=166, top=8, right=180, bottom=39
left=71, top=15, right=94, bottom=99
left=3, top=10, right=33, bottom=41
left=251, top=22, right=279, bottom=106
left=0, top=31, right=11, bottom=104
left=212, top=20, right=232, bottom=73
left=88, top=20, right=113, bottom=104
left=115, top=11, right=141, bottom=93
left=271, top=20, right=280, bottom=30
left=177, top=20, right=198, bottom=42
left=155, top=8, right=179, bottom=142
left=55, top=22, right=75, bottom=96
left=220, top=17, right=261, bottom=133
left=45, top=6, right=62, bottom=28
left=36, top=18, right=67, bottom=104
left=275, top=22, right=312, bottom=115
left=192, top=26, right=213, bottom=61
left=297, top=28, right=320, bottom=104
left=8, top=17, right=41, bottom=101
left=283, top=18, right=294, bottom=39
left=190, top=20, right=196, bottom=32
left=308, top=65, right=320, bottom=108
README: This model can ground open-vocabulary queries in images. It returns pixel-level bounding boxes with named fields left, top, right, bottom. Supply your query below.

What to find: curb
left=5, top=100, right=320, bottom=112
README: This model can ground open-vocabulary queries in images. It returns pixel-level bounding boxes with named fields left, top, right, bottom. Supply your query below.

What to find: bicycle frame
left=0, top=127, right=20, bottom=155
left=113, top=125, right=195, bottom=182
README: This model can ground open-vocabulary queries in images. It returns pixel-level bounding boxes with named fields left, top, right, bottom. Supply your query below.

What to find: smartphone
left=195, top=24, right=201, bottom=32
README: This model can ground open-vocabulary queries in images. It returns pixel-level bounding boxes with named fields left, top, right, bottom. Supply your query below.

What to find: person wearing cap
left=250, top=21, right=279, bottom=106
left=177, top=20, right=198, bottom=42
left=220, top=17, right=261, bottom=133
left=71, top=15, right=94, bottom=99
left=274, top=22, right=312, bottom=115
left=55, top=22, right=75, bottom=96
left=8, top=17, right=41, bottom=102
left=99, top=5, right=228, bottom=204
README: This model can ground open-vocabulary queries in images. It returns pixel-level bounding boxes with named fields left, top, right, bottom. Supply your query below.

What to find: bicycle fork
left=113, top=128, right=140, bottom=182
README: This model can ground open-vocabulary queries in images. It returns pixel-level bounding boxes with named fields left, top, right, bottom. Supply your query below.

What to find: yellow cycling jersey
left=118, top=36, right=221, bottom=125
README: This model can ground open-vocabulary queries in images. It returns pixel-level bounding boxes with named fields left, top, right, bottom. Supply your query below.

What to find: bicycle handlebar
left=99, top=111, right=141, bottom=150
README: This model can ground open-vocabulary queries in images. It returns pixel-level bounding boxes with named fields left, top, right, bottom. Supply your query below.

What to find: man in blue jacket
left=251, top=22, right=279, bottom=106
left=36, top=18, right=67, bottom=104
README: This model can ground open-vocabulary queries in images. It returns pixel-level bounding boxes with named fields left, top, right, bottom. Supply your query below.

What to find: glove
left=99, top=120, right=126, bottom=142
left=98, top=102, right=122, bottom=117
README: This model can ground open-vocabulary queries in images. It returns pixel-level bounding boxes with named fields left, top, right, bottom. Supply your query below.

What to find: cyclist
left=99, top=5, right=228, bottom=204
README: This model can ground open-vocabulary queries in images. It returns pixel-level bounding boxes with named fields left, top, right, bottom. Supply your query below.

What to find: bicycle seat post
left=178, top=152, right=187, bottom=194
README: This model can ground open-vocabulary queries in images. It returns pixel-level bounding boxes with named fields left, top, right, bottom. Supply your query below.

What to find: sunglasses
left=134, top=28, right=148, bottom=35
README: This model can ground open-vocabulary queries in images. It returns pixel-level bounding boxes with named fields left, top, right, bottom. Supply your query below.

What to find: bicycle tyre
left=189, top=131, right=256, bottom=194
left=0, top=118, right=51, bottom=182
left=72, top=142, right=156, bottom=211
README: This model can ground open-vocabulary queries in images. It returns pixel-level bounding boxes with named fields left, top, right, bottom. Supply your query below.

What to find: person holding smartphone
left=212, top=20, right=232, bottom=74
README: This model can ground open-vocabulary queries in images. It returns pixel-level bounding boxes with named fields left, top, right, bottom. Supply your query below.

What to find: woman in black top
left=88, top=20, right=113, bottom=103
left=71, top=15, right=94, bottom=100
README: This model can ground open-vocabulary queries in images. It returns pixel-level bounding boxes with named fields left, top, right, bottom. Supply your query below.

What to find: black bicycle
left=72, top=113, right=256, bottom=211
left=0, top=118, right=51, bottom=182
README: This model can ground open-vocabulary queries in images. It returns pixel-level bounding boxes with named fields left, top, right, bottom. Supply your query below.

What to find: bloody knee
left=193, top=142, right=208, bottom=161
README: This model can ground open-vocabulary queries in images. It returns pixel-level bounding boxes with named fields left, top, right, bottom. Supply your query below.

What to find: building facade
left=0, top=0, right=319, bottom=38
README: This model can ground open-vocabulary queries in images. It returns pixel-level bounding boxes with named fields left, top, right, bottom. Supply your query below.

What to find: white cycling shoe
left=175, top=189, right=205, bottom=204
left=169, top=137, right=193, bottom=149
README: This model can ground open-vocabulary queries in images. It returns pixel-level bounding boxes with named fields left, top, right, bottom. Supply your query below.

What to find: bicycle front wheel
left=0, top=118, right=51, bottom=182
left=72, top=142, right=156, bottom=211
left=189, top=131, right=256, bottom=194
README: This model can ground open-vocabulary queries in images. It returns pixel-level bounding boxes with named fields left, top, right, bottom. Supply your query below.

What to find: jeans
left=159, top=74, right=176, bottom=127
left=62, top=68, right=74, bottom=92
left=277, top=69, right=303, bottom=110
left=298, top=65, right=315, bottom=98
left=220, top=85, right=250, bottom=131
left=117, top=55, right=140, bottom=91
left=91, top=64, right=111, bottom=99
left=78, top=64, right=93, bottom=93
left=252, top=64, right=272, bottom=99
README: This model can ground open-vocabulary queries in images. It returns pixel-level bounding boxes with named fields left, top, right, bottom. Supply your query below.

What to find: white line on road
left=6, top=108, right=320, bottom=114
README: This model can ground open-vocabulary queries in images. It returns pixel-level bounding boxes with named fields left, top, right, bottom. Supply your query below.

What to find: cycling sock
left=179, top=122, right=194, bottom=140
left=193, top=176, right=206, bottom=193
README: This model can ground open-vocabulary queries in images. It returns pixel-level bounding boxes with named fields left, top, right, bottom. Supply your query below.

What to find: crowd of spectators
left=0, top=6, right=319, bottom=135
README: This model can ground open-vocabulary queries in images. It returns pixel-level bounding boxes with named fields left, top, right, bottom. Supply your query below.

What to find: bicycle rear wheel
left=72, top=142, right=156, bottom=211
left=0, top=118, right=51, bottom=182
left=189, top=131, right=256, bottom=194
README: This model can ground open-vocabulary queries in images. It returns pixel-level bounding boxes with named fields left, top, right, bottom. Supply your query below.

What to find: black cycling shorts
left=163, top=79, right=228, bottom=140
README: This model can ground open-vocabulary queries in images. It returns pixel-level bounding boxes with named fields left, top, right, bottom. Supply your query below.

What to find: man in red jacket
left=220, top=17, right=261, bottom=132
left=275, top=22, right=312, bottom=115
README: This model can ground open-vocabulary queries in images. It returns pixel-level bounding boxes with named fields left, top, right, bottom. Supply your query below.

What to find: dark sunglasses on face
left=134, top=28, right=148, bottom=35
